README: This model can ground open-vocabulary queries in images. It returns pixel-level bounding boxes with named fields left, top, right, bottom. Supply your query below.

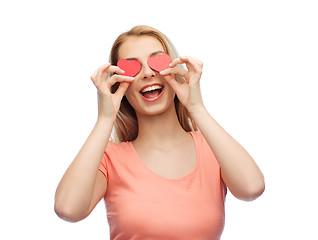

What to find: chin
left=136, top=103, right=172, bottom=117
left=136, top=98, right=176, bottom=117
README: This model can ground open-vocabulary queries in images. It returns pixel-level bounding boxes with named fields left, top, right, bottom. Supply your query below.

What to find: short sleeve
left=99, top=150, right=110, bottom=183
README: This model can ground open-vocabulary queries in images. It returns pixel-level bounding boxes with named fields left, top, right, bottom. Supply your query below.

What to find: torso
left=132, top=133, right=197, bottom=179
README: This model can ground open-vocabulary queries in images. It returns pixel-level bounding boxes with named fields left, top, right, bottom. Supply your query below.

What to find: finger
left=192, top=58, right=204, bottom=68
left=107, top=75, right=135, bottom=87
left=96, top=65, right=127, bottom=87
left=186, top=57, right=204, bottom=72
left=169, top=57, right=201, bottom=74
left=160, top=66, right=188, bottom=77
left=179, top=56, right=202, bottom=73
left=93, top=63, right=112, bottom=86
left=170, top=56, right=201, bottom=73
left=106, top=65, right=125, bottom=75
left=91, top=63, right=111, bottom=85
left=113, top=81, right=130, bottom=100
left=170, top=56, right=202, bottom=68
left=169, top=57, right=183, bottom=68
left=162, top=72, right=184, bottom=92
left=97, top=63, right=112, bottom=75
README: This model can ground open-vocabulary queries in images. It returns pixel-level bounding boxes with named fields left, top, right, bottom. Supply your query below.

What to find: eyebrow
left=125, top=50, right=165, bottom=61
left=149, top=50, right=165, bottom=57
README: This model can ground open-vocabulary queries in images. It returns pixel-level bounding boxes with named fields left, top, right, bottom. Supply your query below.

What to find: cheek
left=124, top=82, right=137, bottom=97
left=124, top=83, right=140, bottom=107
left=164, top=82, right=176, bottom=96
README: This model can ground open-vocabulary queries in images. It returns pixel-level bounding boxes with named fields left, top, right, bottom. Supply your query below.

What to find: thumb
left=114, top=81, right=130, bottom=101
left=163, top=74, right=184, bottom=94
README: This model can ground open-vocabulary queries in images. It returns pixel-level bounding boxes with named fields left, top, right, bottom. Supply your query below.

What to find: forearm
left=54, top=117, right=114, bottom=216
left=190, top=106, right=265, bottom=201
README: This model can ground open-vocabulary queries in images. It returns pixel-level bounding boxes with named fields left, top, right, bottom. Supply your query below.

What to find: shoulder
left=189, top=130, right=206, bottom=145
left=105, top=140, right=131, bottom=155
left=190, top=130, right=202, bottom=138
left=191, top=130, right=217, bottom=158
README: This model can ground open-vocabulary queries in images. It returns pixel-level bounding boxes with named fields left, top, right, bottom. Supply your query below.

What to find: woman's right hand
left=90, top=63, right=134, bottom=122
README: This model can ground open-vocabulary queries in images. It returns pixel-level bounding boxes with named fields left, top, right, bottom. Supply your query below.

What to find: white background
left=1, top=0, right=317, bottom=239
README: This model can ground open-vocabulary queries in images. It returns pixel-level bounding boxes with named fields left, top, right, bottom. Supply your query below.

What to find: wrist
left=96, top=116, right=116, bottom=126
left=188, top=104, right=207, bottom=118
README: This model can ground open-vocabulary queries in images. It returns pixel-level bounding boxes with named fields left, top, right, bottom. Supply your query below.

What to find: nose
left=140, top=62, right=155, bottom=79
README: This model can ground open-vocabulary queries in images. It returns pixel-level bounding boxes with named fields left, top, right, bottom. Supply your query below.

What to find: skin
left=54, top=35, right=265, bottom=223
left=118, top=36, right=193, bottom=150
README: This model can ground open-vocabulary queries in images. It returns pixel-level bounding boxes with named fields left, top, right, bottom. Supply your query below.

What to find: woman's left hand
left=160, top=56, right=205, bottom=114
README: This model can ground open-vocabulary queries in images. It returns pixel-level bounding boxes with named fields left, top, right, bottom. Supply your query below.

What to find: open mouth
left=139, top=86, right=164, bottom=100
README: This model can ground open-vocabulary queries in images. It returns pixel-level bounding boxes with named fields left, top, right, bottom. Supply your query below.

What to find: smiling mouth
left=140, top=88, right=163, bottom=99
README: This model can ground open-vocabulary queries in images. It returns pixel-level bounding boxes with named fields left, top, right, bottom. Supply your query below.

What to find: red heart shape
left=117, top=59, right=141, bottom=77
left=147, top=53, right=171, bottom=72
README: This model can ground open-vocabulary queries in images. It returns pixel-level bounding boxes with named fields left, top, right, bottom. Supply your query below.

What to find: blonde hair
left=109, top=25, right=198, bottom=143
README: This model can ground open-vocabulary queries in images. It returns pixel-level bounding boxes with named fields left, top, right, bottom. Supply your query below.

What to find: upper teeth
left=141, top=85, right=162, bottom=93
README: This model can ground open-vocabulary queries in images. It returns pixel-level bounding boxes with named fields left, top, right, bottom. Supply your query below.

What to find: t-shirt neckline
left=128, top=131, right=200, bottom=182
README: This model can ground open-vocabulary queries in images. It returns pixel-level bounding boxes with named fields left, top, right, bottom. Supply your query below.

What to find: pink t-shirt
left=99, top=130, right=227, bottom=240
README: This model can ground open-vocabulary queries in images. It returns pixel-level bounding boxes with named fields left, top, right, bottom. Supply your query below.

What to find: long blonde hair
left=109, top=25, right=198, bottom=143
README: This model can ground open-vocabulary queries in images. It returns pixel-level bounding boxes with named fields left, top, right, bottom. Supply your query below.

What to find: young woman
left=54, top=25, right=265, bottom=239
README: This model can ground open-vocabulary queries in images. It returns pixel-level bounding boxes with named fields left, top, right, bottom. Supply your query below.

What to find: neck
left=133, top=104, right=190, bottom=150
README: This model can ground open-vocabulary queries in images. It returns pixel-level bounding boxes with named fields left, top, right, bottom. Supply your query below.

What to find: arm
left=54, top=118, right=113, bottom=222
left=190, top=106, right=265, bottom=201
left=160, top=56, right=265, bottom=201
left=54, top=63, right=134, bottom=222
